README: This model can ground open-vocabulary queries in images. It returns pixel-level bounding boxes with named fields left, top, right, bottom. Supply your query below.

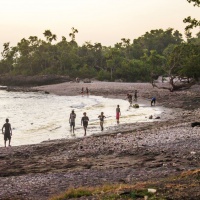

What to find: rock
left=0, top=75, right=71, bottom=87
left=133, top=104, right=139, bottom=108
left=149, top=115, right=153, bottom=119
left=172, top=163, right=177, bottom=167
left=83, top=78, right=91, bottom=83
left=191, top=122, right=200, bottom=127
left=148, top=188, right=157, bottom=193
left=0, top=86, right=7, bottom=90
left=155, top=116, right=160, bottom=119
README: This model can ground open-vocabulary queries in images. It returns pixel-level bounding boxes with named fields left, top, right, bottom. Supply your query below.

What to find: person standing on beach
left=81, top=112, right=89, bottom=136
left=2, top=118, right=12, bottom=147
left=125, top=94, right=132, bottom=107
left=134, top=90, right=138, bottom=101
left=69, top=110, right=76, bottom=133
left=116, top=105, right=121, bottom=124
left=98, top=112, right=106, bottom=131
left=151, top=97, right=156, bottom=106
left=81, top=87, right=84, bottom=95
left=86, top=87, right=89, bottom=95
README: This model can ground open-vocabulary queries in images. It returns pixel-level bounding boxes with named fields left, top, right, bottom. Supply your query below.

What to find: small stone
left=148, top=188, right=157, bottom=193
left=155, top=116, right=160, bottom=119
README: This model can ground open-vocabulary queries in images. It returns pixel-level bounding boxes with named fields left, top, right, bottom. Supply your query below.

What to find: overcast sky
left=0, top=0, right=200, bottom=52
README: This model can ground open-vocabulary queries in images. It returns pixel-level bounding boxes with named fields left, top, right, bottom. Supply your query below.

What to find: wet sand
left=0, top=81, right=199, bottom=200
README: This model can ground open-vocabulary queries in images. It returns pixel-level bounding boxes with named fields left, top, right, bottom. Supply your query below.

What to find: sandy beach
left=0, top=81, right=199, bottom=200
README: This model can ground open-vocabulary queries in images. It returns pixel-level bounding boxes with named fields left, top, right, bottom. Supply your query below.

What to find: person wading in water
left=116, top=105, right=121, bottom=124
left=98, top=112, right=106, bottom=131
left=81, top=112, right=89, bottom=136
left=69, top=110, right=76, bottom=133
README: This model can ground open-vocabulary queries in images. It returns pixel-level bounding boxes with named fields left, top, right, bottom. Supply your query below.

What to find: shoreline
left=0, top=81, right=199, bottom=200
left=1, top=85, right=174, bottom=147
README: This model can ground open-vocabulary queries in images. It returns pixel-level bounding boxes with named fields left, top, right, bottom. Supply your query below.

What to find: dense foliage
left=0, top=27, right=199, bottom=82
left=184, top=0, right=200, bottom=32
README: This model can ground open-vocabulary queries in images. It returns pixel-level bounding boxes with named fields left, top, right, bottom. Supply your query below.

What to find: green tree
left=183, top=0, right=200, bottom=32
left=132, top=28, right=183, bottom=55
left=43, top=30, right=57, bottom=43
left=69, top=27, right=78, bottom=42
left=154, top=43, right=200, bottom=91
left=0, top=42, right=16, bottom=73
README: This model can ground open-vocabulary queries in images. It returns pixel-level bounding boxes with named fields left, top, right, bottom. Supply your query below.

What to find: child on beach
left=81, top=112, right=89, bottom=136
left=98, top=112, right=106, bottom=131
left=116, top=105, right=121, bottom=124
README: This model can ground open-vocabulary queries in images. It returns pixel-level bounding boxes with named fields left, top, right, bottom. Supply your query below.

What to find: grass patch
left=50, top=183, right=160, bottom=200
left=181, top=169, right=200, bottom=180
left=51, top=187, right=92, bottom=200
left=50, top=170, right=200, bottom=200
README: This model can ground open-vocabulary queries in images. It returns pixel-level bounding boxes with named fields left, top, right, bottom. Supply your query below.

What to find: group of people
left=126, top=90, right=138, bottom=106
left=69, top=110, right=91, bottom=136
left=81, top=87, right=89, bottom=95
left=125, top=90, right=156, bottom=107
left=2, top=89, right=156, bottom=147
left=69, top=105, right=121, bottom=136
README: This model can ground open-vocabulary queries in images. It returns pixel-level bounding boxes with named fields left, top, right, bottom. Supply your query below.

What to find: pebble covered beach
left=0, top=81, right=199, bottom=199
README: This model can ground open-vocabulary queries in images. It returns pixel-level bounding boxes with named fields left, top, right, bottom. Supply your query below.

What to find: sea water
left=0, top=90, right=163, bottom=147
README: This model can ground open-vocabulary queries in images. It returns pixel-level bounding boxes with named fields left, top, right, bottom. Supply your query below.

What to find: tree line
left=0, top=27, right=199, bottom=83
left=0, top=0, right=199, bottom=83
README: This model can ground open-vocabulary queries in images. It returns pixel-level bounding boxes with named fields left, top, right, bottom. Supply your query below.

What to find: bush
left=97, top=69, right=110, bottom=81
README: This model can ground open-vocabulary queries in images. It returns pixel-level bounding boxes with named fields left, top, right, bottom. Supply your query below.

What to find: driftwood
left=152, top=77, right=196, bottom=92
left=191, top=122, right=200, bottom=127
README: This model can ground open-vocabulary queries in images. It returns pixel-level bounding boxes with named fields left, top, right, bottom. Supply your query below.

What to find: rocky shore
left=0, top=75, right=71, bottom=87
left=0, top=81, right=199, bottom=200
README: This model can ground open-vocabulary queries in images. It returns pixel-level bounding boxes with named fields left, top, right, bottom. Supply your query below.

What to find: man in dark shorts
left=2, top=118, right=12, bottom=147
left=81, top=112, right=89, bottom=136
left=69, top=110, right=76, bottom=133
left=98, top=112, right=106, bottom=131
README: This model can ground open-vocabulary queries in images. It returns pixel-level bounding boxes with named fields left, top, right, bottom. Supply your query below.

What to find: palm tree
left=69, top=27, right=78, bottom=41
left=43, top=30, right=57, bottom=43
